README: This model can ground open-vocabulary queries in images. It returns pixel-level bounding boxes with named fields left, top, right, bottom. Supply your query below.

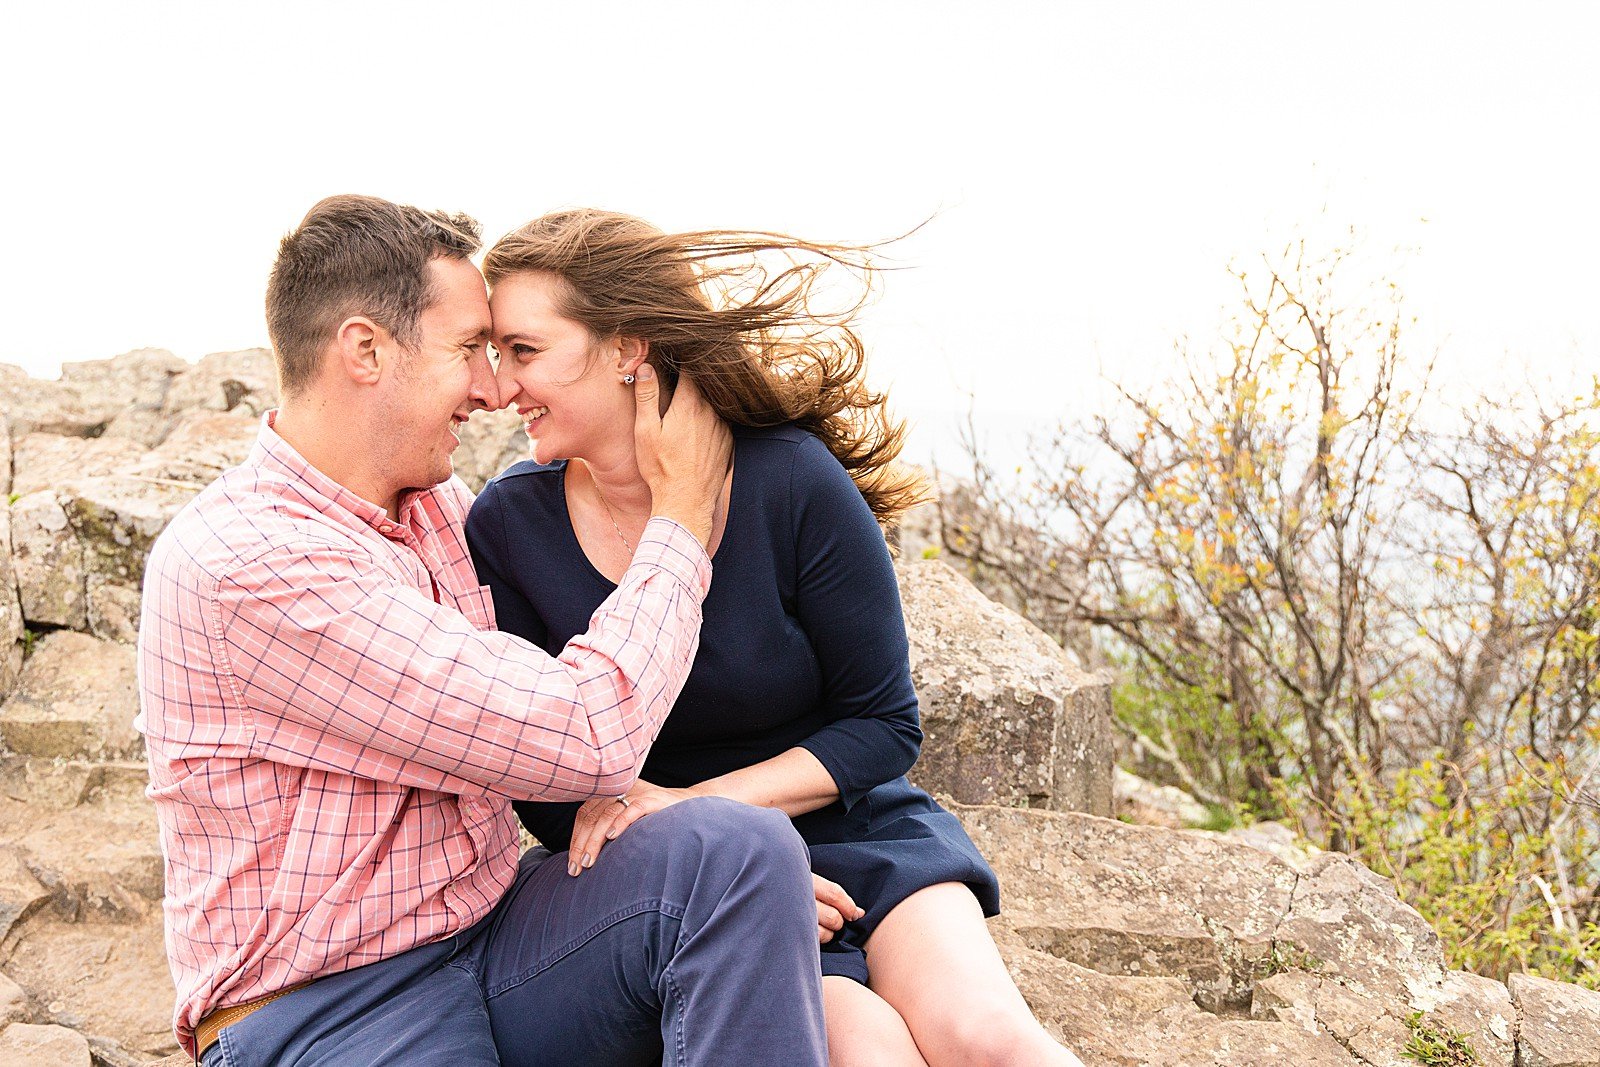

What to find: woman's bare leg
left=823, top=975, right=928, bottom=1067
left=865, top=882, right=1084, bottom=1067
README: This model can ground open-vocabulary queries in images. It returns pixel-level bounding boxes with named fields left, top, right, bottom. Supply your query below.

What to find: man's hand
left=565, top=779, right=706, bottom=876
left=633, top=366, right=732, bottom=550
left=812, top=873, right=864, bottom=944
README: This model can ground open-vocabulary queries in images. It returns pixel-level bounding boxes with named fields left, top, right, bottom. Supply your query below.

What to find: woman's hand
left=813, top=873, right=864, bottom=943
left=566, top=779, right=704, bottom=876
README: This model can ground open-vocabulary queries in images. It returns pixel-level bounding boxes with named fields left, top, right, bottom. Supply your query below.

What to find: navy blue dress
left=466, top=424, right=1000, bottom=983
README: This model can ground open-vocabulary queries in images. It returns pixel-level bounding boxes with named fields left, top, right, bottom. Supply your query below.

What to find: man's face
left=377, top=256, right=497, bottom=494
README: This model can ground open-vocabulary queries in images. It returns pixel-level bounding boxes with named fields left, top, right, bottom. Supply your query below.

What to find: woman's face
left=490, top=271, right=639, bottom=466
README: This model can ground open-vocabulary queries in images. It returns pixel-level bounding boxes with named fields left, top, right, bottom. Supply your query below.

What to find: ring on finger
left=615, top=795, right=630, bottom=808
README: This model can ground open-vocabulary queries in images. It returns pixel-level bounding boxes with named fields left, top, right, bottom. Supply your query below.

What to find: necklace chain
left=589, top=467, right=728, bottom=558
left=591, top=480, right=635, bottom=554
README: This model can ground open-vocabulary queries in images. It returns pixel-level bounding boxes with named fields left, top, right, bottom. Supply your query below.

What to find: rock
left=453, top=407, right=529, bottom=493
left=2, top=762, right=162, bottom=924
left=86, top=1032, right=165, bottom=1067
left=899, top=559, right=1114, bottom=815
left=1509, top=971, right=1600, bottom=1067
left=1115, top=767, right=1209, bottom=828
left=1274, top=851, right=1447, bottom=1004
left=58, top=476, right=196, bottom=641
left=3, top=911, right=175, bottom=1058
left=161, top=348, right=276, bottom=418
left=0, top=632, right=140, bottom=760
left=0, top=367, right=109, bottom=439
left=955, top=802, right=1297, bottom=1011
left=0, top=756, right=103, bottom=810
left=0, top=1022, right=93, bottom=1066
left=1426, top=969, right=1516, bottom=1066
left=59, top=350, right=188, bottom=448
left=1249, top=969, right=1511, bottom=1067
left=1, top=411, right=12, bottom=494
left=1218, top=821, right=1320, bottom=872
left=0, top=504, right=23, bottom=695
left=0, top=970, right=29, bottom=1027
left=9, top=490, right=87, bottom=629
left=994, top=926, right=1359, bottom=1065
left=0, top=847, right=52, bottom=942
left=142, top=409, right=260, bottom=481
left=10, top=434, right=150, bottom=498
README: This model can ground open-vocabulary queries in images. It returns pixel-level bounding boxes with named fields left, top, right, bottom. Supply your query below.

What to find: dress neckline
left=553, top=449, right=740, bottom=590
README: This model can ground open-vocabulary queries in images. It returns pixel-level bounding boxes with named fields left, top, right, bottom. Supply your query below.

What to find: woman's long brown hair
left=483, top=209, right=929, bottom=526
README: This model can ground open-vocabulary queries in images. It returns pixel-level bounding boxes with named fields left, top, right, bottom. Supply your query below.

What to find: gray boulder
left=0, top=1023, right=92, bottom=1067
left=0, top=631, right=140, bottom=760
left=11, top=433, right=150, bottom=499
left=995, top=925, right=1359, bottom=1065
left=1, top=410, right=12, bottom=494
left=0, top=847, right=52, bottom=943
left=1115, top=766, right=1209, bottom=828
left=0, top=753, right=173, bottom=1060
left=58, top=474, right=196, bottom=642
left=454, top=407, right=531, bottom=494
left=0, top=364, right=110, bottom=439
left=161, top=348, right=276, bottom=418
left=1509, top=972, right=1600, bottom=1067
left=955, top=802, right=1296, bottom=1012
left=898, top=559, right=1114, bottom=815
left=0, top=503, right=22, bottom=694
left=1274, top=851, right=1447, bottom=1004
left=9, top=490, right=87, bottom=630
left=0, top=971, right=28, bottom=1028
left=59, top=350, right=188, bottom=448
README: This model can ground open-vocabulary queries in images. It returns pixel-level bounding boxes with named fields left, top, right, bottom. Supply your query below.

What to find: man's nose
left=470, top=351, right=503, bottom=411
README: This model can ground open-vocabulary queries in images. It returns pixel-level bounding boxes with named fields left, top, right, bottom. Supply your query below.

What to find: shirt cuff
left=631, top=517, right=713, bottom=598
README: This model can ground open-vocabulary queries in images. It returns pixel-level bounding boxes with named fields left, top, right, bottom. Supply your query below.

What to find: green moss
left=1191, top=803, right=1239, bottom=832
left=1252, top=944, right=1323, bottom=978
left=1401, top=1011, right=1478, bottom=1066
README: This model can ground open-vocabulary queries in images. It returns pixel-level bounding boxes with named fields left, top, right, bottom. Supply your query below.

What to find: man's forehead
left=423, top=257, right=492, bottom=333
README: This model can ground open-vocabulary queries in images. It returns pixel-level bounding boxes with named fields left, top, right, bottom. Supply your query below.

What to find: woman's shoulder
left=467, top=458, right=566, bottom=542
left=477, top=458, right=566, bottom=502
left=732, top=423, right=834, bottom=470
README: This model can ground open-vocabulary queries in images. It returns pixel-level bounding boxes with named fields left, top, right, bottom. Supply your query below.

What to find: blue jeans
left=201, top=797, right=826, bottom=1066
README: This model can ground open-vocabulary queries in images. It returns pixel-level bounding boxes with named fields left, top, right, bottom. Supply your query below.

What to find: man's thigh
left=456, top=797, right=803, bottom=1067
left=455, top=828, right=695, bottom=1066
left=207, top=938, right=497, bottom=1067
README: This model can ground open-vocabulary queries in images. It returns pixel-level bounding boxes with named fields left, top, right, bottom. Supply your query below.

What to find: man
left=137, top=195, right=828, bottom=1065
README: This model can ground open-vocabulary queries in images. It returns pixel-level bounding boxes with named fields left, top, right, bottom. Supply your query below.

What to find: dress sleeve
left=790, top=435, right=923, bottom=809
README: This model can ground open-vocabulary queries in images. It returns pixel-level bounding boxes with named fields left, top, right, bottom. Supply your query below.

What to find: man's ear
left=333, top=316, right=383, bottom=385
left=617, top=336, right=650, bottom=378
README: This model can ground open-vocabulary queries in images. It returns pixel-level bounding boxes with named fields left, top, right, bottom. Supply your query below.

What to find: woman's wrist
left=686, top=777, right=745, bottom=804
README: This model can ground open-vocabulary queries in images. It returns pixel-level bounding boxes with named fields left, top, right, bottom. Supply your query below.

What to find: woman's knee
left=926, top=1005, right=1055, bottom=1067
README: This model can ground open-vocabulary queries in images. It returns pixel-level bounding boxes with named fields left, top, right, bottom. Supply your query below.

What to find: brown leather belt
left=195, top=980, right=312, bottom=1058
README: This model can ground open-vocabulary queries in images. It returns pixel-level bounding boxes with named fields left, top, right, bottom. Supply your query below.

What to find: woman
left=466, top=210, right=1081, bottom=1066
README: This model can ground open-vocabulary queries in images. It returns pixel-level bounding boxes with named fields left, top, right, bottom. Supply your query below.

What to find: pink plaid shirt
left=136, top=415, right=710, bottom=1055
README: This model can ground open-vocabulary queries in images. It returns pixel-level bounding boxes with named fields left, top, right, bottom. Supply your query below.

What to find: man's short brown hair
left=265, top=194, right=482, bottom=395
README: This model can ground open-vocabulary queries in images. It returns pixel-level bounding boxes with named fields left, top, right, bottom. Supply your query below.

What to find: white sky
left=3, top=1, right=1596, bottom=467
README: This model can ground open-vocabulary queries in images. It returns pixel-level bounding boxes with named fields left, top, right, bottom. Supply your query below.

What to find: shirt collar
left=250, top=411, right=425, bottom=540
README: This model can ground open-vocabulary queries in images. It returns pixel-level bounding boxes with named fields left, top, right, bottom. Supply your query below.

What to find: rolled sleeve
left=216, top=532, right=708, bottom=802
